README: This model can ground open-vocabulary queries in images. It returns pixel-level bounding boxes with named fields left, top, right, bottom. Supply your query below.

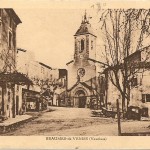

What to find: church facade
left=66, top=12, right=101, bottom=108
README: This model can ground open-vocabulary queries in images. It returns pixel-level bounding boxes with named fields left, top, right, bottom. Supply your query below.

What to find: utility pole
left=117, top=99, right=121, bottom=136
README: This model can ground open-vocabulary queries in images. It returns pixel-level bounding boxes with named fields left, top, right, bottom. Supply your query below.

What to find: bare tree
left=97, top=8, right=150, bottom=114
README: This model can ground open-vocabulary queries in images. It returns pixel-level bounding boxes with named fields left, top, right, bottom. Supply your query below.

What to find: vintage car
left=126, top=106, right=141, bottom=120
left=126, top=106, right=149, bottom=120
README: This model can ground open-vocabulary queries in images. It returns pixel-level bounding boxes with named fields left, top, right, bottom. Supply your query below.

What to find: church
left=66, top=11, right=102, bottom=108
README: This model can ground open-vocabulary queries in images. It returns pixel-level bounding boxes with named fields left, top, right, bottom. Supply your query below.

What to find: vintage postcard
left=0, top=0, right=150, bottom=149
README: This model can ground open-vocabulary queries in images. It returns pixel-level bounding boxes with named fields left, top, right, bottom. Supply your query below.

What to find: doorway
left=16, top=96, right=19, bottom=115
left=75, top=90, right=86, bottom=108
left=79, top=96, right=86, bottom=108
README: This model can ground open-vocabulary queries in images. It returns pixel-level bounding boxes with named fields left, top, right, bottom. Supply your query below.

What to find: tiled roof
left=74, top=11, right=96, bottom=37
left=125, top=45, right=150, bottom=60
left=74, top=22, right=96, bottom=37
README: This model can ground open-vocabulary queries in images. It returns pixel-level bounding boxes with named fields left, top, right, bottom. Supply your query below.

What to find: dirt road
left=2, top=107, right=150, bottom=136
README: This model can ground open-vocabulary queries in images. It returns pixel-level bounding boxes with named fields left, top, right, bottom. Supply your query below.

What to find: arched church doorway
left=75, top=90, right=86, bottom=108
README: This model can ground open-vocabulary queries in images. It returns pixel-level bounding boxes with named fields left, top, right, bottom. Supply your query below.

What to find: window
left=77, top=68, right=85, bottom=77
left=78, top=41, right=80, bottom=52
left=80, top=39, right=84, bottom=52
left=146, top=94, right=150, bottom=102
left=91, top=41, right=93, bottom=50
left=17, top=85, right=19, bottom=91
left=8, top=91, right=10, bottom=102
left=9, top=17, right=12, bottom=28
left=142, top=94, right=150, bottom=102
left=142, top=94, right=145, bottom=103
left=131, top=77, right=138, bottom=87
left=8, top=32, right=12, bottom=49
left=50, top=74, right=52, bottom=80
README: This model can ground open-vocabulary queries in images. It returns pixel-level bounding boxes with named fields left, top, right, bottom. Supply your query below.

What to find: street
left=2, top=107, right=150, bottom=136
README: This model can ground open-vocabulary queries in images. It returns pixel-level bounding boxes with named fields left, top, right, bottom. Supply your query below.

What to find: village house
left=102, top=45, right=150, bottom=116
left=102, top=67, right=123, bottom=111
left=22, top=61, right=53, bottom=111
left=126, top=46, right=150, bottom=116
left=53, top=69, right=67, bottom=107
left=0, top=9, right=32, bottom=120
left=17, top=48, right=52, bottom=111
left=16, top=48, right=68, bottom=111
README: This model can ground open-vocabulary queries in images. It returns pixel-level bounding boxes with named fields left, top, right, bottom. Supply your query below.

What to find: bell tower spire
left=82, top=10, right=89, bottom=24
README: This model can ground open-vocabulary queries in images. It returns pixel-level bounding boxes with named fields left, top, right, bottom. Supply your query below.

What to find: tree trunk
left=2, top=83, right=6, bottom=120
left=122, top=95, right=126, bottom=118
left=12, top=84, right=15, bottom=118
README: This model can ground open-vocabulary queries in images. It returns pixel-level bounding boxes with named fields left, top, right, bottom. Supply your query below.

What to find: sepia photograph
left=1, top=0, right=150, bottom=149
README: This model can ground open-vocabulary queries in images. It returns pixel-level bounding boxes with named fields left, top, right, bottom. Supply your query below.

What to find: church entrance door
left=79, top=96, right=86, bottom=108
left=75, top=90, right=86, bottom=108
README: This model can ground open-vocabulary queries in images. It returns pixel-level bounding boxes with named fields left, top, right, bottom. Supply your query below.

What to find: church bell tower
left=74, top=11, right=97, bottom=66
left=67, top=11, right=97, bottom=89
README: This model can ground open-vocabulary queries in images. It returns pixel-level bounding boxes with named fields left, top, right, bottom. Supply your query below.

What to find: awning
left=0, top=72, right=33, bottom=85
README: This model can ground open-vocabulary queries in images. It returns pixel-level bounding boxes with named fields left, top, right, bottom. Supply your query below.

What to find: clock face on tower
left=77, top=68, right=85, bottom=77
left=79, top=54, right=83, bottom=59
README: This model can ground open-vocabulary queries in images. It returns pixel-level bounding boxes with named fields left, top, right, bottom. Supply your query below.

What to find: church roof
left=66, top=60, right=74, bottom=65
left=74, top=11, right=96, bottom=37
left=5, top=9, right=22, bottom=25
left=67, top=81, right=92, bottom=92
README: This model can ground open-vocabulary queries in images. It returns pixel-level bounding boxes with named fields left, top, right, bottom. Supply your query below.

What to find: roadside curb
left=0, top=116, right=35, bottom=134
left=0, top=109, right=51, bottom=134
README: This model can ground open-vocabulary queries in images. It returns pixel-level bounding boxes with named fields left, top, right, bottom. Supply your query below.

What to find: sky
left=14, top=8, right=101, bottom=69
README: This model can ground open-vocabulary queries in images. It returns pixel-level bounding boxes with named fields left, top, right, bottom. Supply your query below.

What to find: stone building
left=103, top=45, right=150, bottom=116
left=67, top=12, right=101, bottom=108
left=0, top=9, right=31, bottom=119
left=16, top=49, right=53, bottom=111
left=126, top=46, right=150, bottom=116
left=53, top=69, right=67, bottom=106
left=21, top=61, right=53, bottom=111
left=17, top=48, right=67, bottom=110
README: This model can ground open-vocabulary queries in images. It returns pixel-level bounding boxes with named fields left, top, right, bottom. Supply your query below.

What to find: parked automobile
left=125, top=106, right=141, bottom=120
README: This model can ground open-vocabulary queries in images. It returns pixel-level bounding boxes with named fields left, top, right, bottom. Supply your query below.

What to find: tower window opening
left=80, top=39, right=84, bottom=52
left=8, top=32, right=12, bottom=49
left=78, top=41, right=80, bottom=52
left=91, top=41, right=93, bottom=50
left=9, top=17, right=12, bottom=28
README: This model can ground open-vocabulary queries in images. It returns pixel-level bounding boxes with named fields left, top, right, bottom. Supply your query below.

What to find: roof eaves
left=66, top=60, right=74, bottom=66
left=125, top=45, right=150, bottom=60
left=80, top=82, right=92, bottom=90
left=5, top=9, right=22, bottom=24
left=74, top=33, right=97, bottom=37
left=39, top=62, right=52, bottom=70
left=67, top=82, right=79, bottom=92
